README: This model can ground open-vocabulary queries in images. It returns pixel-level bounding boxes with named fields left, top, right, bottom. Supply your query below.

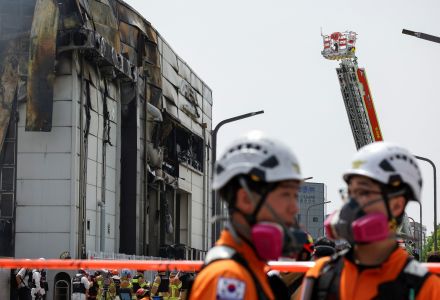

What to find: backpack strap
left=375, top=257, right=432, bottom=300
left=187, top=245, right=271, bottom=300
left=313, top=250, right=348, bottom=300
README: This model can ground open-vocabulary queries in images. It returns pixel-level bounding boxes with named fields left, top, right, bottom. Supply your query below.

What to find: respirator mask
left=324, top=197, right=390, bottom=244
left=250, top=222, right=308, bottom=260
left=239, top=177, right=306, bottom=260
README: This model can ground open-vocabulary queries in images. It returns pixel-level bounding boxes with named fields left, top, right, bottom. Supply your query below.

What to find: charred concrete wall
left=0, top=0, right=212, bottom=263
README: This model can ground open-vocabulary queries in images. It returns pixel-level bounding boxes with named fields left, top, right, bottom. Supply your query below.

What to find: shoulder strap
left=187, top=245, right=270, bottom=300
left=313, top=250, right=347, bottom=300
left=287, top=274, right=304, bottom=296
left=230, top=250, right=270, bottom=300
left=375, top=257, right=432, bottom=300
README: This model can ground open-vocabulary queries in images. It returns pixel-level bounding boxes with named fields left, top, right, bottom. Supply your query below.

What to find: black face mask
left=282, top=226, right=308, bottom=257
left=335, top=198, right=366, bottom=243
left=325, top=197, right=391, bottom=244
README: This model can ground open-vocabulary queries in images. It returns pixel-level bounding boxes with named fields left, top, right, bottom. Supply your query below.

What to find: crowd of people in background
left=70, top=268, right=194, bottom=300
left=14, top=266, right=194, bottom=300
left=15, top=258, right=48, bottom=300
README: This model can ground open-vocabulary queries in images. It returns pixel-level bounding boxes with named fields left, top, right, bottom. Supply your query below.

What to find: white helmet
left=213, top=130, right=302, bottom=190
left=343, top=141, right=422, bottom=202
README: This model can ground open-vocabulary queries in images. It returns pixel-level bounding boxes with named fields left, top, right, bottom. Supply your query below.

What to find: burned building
left=0, top=0, right=213, bottom=265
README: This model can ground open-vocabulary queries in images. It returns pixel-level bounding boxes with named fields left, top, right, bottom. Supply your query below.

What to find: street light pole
left=401, top=31, right=440, bottom=252
left=407, top=216, right=416, bottom=239
left=415, top=155, right=437, bottom=252
left=414, top=200, right=423, bottom=261
left=210, top=110, right=264, bottom=245
left=305, top=201, right=331, bottom=234
left=402, top=29, right=440, bottom=44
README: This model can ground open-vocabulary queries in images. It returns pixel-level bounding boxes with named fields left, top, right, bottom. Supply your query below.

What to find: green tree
left=422, top=226, right=440, bottom=261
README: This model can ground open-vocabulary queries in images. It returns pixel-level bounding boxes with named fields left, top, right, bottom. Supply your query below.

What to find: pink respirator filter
left=251, top=222, right=283, bottom=261
left=352, top=212, right=389, bottom=243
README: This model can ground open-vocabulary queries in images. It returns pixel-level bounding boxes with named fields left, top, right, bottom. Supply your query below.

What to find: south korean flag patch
left=216, top=277, right=246, bottom=300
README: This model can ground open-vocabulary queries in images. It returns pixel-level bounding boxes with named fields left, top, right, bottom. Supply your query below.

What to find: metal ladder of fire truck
left=336, top=59, right=375, bottom=149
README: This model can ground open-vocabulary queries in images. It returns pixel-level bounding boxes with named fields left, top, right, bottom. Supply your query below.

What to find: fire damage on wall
left=0, top=0, right=212, bottom=257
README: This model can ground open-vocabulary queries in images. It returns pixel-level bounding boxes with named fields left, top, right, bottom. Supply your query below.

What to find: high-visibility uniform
left=131, top=275, right=148, bottom=300
left=301, top=246, right=440, bottom=300
left=189, top=229, right=275, bottom=300
left=96, top=275, right=116, bottom=300
left=169, top=280, right=182, bottom=300
left=118, top=278, right=132, bottom=300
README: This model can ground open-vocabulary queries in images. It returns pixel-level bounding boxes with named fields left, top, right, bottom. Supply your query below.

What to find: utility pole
left=415, top=155, right=437, bottom=252
left=211, top=110, right=264, bottom=245
left=402, top=29, right=440, bottom=44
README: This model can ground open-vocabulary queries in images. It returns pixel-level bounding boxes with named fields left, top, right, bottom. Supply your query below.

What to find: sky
left=125, top=0, right=440, bottom=234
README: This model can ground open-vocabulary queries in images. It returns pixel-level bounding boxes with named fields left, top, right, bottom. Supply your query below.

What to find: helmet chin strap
left=234, top=177, right=271, bottom=226
left=237, top=177, right=300, bottom=248
left=380, top=185, right=408, bottom=229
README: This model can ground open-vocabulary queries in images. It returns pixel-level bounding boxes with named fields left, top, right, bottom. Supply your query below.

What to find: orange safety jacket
left=189, top=229, right=274, bottom=300
left=300, top=246, right=440, bottom=300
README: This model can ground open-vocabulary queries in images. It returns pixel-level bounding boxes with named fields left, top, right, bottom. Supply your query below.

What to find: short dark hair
left=314, top=236, right=336, bottom=248
left=218, top=175, right=277, bottom=209
left=313, top=237, right=336, bottom=259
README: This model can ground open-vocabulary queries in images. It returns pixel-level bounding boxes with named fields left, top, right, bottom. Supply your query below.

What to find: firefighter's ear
left=235, top=188, right=255, bottom=214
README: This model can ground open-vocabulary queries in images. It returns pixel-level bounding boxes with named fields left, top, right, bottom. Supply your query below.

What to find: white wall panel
left=105, top=190, right=116, bottom=215
left=191, top=120, right=203, bottom=138
left=86, top=236, right=96, bottom=252
left=53, top=75, right=73, bottom=101
left=106, top=145, right=117, bottom=168
left=16, top=206, right=71, bottom=233
left=87, top=135, right=98, bottom=162
left=17, top=127, right=72, bottom=153
left=96, top=162, right=102, bottom=188
left=15, top=233, right=70, bottom=259
left=17, top=153, right=71, bottom=180
left=16, top=179, right=70, bottom=206
left=191, top=201, right=203, bottom=220
left=192, top=172, right=203, bottom=189
left=162, top=41, right=178, bottom=70
left=106, top=167, right=116, bottom=193
left=86, top=159, right=97, bottom=186
left=89, top=85, right=99, bottom=112
left=86, top=184, right=98, bottom=210
left=191, top=186, right=203, bottom=205
left=191, top=233, right=203, bottom=250
left=52, top=101, right=73, bottom=127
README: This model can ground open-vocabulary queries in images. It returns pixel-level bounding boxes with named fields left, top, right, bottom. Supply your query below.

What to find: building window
left=312, top=217, right=319, bottom=222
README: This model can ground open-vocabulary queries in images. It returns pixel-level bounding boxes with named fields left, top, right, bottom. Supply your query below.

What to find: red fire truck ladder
left=322, top=31, right=383, bottom=149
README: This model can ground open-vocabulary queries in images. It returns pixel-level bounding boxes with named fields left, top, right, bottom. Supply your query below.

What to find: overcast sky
left=125, top=0, right=440, bottom=234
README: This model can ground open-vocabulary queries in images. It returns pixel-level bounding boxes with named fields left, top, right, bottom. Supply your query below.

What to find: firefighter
left=31, top=258, right=46, bottom=300
left=88, top=271, right=99, bottom=300
left=135, top=288, right=150, bottom=300
left=299, top=141, right=440, bottom=299
left=189, top=130, right=306, bottom=300
left=119, top=269, right=133, bottom=300
left=16, top=262, right=32, bottom=300
left=151, top=271, right=170, bottom=299
left=168, top=271, right=182, bottom=300
left=71, top=269, right=90, bottom=300
left=131, top=270, right=149, bottom=299
left=96, top=269, right=116, bottom=300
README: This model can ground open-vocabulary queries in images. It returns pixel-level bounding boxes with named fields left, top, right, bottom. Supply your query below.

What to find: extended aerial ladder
left=322, top=31, right=383, bottom=149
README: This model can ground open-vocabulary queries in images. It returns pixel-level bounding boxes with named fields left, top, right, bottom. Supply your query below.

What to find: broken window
left=162, top=117, right=204, bottom=174
left=175, top=126, right=203, bottom=172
